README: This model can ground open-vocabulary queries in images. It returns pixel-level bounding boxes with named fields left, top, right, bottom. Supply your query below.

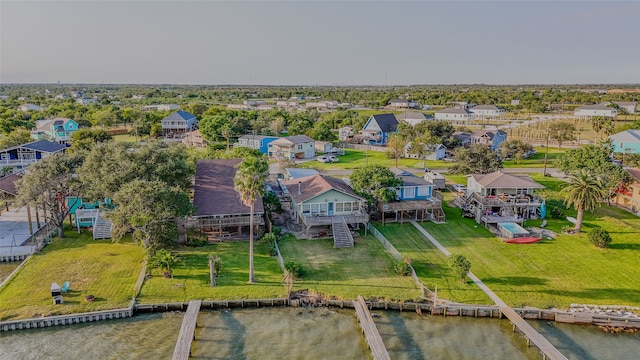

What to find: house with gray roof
left=574, top=104, right=617, bottom=119
left=469, top=105, right=505, bottom=120
left=435, top=108, right=474, bottom=124
left=0, top=140, right=67, bottom=172
left=31, top=118, right=79, bottom=144
left=471, top=129, right=508, bottom=151
left=611, top=101, right=638, bottom=114
left=268, top=135, right=315, bottom=159
left=464, top=171, right=545, bottom=225
left=361, top=114, right=398, bottom=145
left=161, top=110, right=197, bottom=137
left=396, top=111, right=434, bottom=127
left=191, top=159, right=265, bottom=239
left=610, top=129, right=640, bottom=155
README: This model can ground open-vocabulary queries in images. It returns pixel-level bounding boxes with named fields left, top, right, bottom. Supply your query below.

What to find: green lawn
left=298, top=148, right=452, bottom=171
left=374, top=223, right=492, bottom=305
left=502, top=146, right=567, bottom=168
left=278, top=234, right=421, bottom=301
left=113, top=134, right=147, bottom=143
left=138, top=241, right=287, bottom=303
left=0, top=231, right=144, bottom=321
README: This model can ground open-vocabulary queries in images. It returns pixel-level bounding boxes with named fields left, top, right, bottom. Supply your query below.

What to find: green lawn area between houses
left=278, top=234, right=421, bottom=302
left=0, top=230, right=144, bottom=321
left=138, top=241, right=287, bottom=303
left=373, top=172, right=640, bottom=309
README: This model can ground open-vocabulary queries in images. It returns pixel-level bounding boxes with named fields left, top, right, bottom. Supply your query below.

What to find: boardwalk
left=172, top=300, right=202, bottom=360
left=410, top=221, right=568, bottom=360
left=353, top=295, right=391, bottom=360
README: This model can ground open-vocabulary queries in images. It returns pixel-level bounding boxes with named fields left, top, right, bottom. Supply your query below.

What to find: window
left=404, top=187, right=416, bottom=199
left=417, top=186, right=429, bottom=197
left=297, top=144, right=303, bottom=150
left=336, top=203, right=343, bottom=212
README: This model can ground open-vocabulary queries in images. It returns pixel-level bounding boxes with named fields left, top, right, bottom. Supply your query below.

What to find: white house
left=143, top=104, right=180, bottom=111
left=612, top=101, right=638, bottom=114
left=276, top=100, right=298, bottom=108
left=161, top=110, right=198, bottom=137
left=469, top=105, right=505, bottom=120
left=435, top=108, right=474, bottom=124
left=396, top=112, right=434, bottom=127
left=306, top=101, right=338, bottom=109
left=268, top=135, right=315, bottom=159
left=338, top=126, right=355, bottom=142
left=574, top=104, right=617, bottom=119
left=19, top=104, right=40, bottom=112
left=388, top=99, right=419, bottom=109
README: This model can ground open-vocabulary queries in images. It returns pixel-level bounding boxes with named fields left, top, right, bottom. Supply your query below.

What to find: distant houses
left=19, top=104, right=40, bottom=112
left=0, top=140, right=67, bottom=172
left=161, top=110, right=198, bottom=138
left=31, top=118, right=79, bottom=144
left=143, top=104, right=180, bottom=111
left=609, top=130, right=640, bottom=155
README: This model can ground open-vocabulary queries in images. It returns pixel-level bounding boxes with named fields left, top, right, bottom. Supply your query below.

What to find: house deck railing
left=191, top=214, right=265, bottom=229
left=300, top=212, right=369, bottom=227
left=378, top=198, right=443, bottom=212
left=470, top=192, right=543, bottom=207
left=0, top=159, right=37, bottom=166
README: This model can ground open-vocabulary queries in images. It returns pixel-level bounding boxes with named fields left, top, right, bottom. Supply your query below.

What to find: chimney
left=298, top=181, right=302, bottom=195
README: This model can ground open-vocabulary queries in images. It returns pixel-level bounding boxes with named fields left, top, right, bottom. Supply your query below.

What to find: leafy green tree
left=562, top=169, right=607, bottom=234
left=234, top=153, right=269, bottom=283
left=590, top=116, right=606, bottom=143
left=349, top=165, right=403, bottom=205
left=548, top=122, right=577, bottom=150
left=450, top=144, right=502, bottom=175
left=90, top=109, right=117, bottom=129
left=0, top=129, right=32, bottom=148
left=386, top=133, right=405, bottom=168
left=69, top=128, right=113, bottom=152
left=407, top=132, right=439, bottom=169
left=498, top=139, right=534, bottom=162
left=107, top=179, right=195, bottom=248
left=308, top=120, right=336, bottom=142
left=448, top=254, right=471, bottom=283
left=16, top=152, right=85, bottom=238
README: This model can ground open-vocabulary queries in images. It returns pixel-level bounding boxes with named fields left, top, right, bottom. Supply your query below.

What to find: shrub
left=550, top=207, right=564, bottom=219
left=393, top=259, right=411, bottom=276
left=448, top=254, right=471, bottom=283
left=261, top=232, right=278, bottom=256
left=285, top=260, right=303, bottom=279
left=588, top=228, right=612, bottom=248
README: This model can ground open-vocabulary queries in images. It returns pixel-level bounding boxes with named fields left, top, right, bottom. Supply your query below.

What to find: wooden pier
left=353, top=296, right=391, bottom=360
left=500, top=306, right=567, bottom=360
left=172, top=300, right=202, bottom=360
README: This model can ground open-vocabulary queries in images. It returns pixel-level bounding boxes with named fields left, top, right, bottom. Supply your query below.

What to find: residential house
left=388, top=99, right=418, bottom=109
left=306, top=101, right=338, bottom=110
left=161, top=110, right=197, bottom=137
left=611, top=101, right=638, bottom=114
left=268, top=135, right=315, bottom=159
left=376, top=168, right=444, bottom=224
left=511, top=100, right=521, bottom=106
left=55, top=94, right=70, bottom=100
left=31, top=118, right=79, bottom=144
left=315, top=141, right=332, bottom=154
left=360, top=114, right=398, bottom=145
left=424, top=171, right=446, bottom=190
left=453, top=131, right=472, bottom=147
left=338, top=126, right=355, bottom=142
left=0, top=140, right=67, bottom=172
left=227, top=104, right=251, bottom=110
left=181, top=129, right=207, bottom=148
left=611, top=168, right=640, bottom=215
left=396, top=111, right=434, bottom=127
left=471, top=130, right=508, bottom=151
left=236, top=134, right=279, bottom=154
left=191, top=159, right=266, bottom=239
left=435, top=108, right=474, bottom=124
left=574, top=104, right=617, bottom=119
left=463, top=171, right=545, bottom=226
left=75, top=98, right=98, bottom=106
left=469, top=105, right=505, bottom=120
left=276, top=100, right=298, bottom=108
left=143, top=104, right=180, bottom=111
left=19, top=104, right=40, bottom=112
left=280, top=174, right=368, bottom=246
left=609, top=129, right=640, bottom=154
left=404, top=143, right=446, bottom=160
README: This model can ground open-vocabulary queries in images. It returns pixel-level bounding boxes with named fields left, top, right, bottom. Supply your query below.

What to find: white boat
left=566, top=216, right=577, bottom=224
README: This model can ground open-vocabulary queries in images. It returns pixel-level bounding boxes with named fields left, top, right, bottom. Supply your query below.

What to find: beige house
left=268, top=135, right=315, bottom=159
left=181, top=129, right=206, bottom=147
left=612, top=168, right=640, bottom=215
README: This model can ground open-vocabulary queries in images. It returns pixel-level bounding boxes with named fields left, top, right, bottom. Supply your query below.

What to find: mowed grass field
left=298, top=148, right=452, bottom=171
left=0, top=231, right=144, bottom=321
left=278, top=234, right=421, bottom=301
left=374, top=173, right=640, bottom=309
left=138, top=241, right=287, bottom=303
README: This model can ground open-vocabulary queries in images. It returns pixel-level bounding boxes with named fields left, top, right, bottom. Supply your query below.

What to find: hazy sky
left=1, top=1, right=639, bottom=85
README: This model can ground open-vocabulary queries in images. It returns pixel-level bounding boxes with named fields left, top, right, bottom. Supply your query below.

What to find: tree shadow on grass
left=608, top=243, right=640, bottom=250
left=542, top=288, right=639, bottom=304
left=482, top=276, right=548, bottom=286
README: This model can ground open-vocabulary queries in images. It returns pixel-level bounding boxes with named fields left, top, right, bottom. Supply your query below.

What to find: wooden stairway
left=93, top=211, right=113, bottom=240
left=332, top=217, right=354, bottom=248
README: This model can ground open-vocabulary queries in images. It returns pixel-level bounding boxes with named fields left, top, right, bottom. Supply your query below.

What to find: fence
left=366, top=223, right=429, bottom=298
left=340, top=143, right=389, bottom=152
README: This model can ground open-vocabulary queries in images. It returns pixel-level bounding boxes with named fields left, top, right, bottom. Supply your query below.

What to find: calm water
left=0, top=308, right=638, bottom=359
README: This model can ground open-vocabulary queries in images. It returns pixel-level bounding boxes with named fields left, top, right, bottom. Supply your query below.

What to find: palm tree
left=234, top=154, right=269, bottom=283
left=562, top=169, right=607, bottom=234
left=151, top=249, right=181, bottom=278
left=590, top=116, right=605, bottom=143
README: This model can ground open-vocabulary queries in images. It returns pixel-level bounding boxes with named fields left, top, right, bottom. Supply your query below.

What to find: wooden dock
left=353, top=296, right=391, bottom=360
left=172, top=300, right=202, bottom=360
left=500, top=306, right=568, bottom=360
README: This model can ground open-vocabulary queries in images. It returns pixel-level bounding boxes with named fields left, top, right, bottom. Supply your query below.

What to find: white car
left=453, top=184, right=467, bottom=193
left=329, top=156, right=339, bottom=163
left=317, top=156, right=330, bottom=163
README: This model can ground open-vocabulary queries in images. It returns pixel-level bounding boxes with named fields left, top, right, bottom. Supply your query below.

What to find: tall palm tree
left=234, top=154, right=269, bottom=283
left=590, top=116, right=605, bottom=143
left=562, top=169, right=607, bottom=233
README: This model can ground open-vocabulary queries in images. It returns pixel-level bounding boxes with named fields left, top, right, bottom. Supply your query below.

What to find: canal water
left=0, top=307, right=638, bottom=359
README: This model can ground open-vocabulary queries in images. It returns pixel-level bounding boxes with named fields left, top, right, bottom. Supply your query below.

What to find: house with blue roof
left=236, top=134, right=279, bottom=154
left=376, top=168, right=445, bottom=223
left=31, top=118, right=79, bottom=144
left=361, top=114, right=398, bottom=145
left=161, top=110, right=198, bottom=138
left=0, top=140, right=67, bottom=172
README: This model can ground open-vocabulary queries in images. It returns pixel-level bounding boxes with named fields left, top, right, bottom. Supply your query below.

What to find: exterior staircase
left=332, top=217, right=354, bottom=248
left=93, top=211, right=113, bottom=240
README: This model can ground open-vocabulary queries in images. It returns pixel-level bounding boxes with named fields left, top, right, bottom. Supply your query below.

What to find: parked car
left=317, top=156, right=330, bottom=163
left=452, top=184, right=466, bottom=193
left=329, top=155, right=339, bottom=163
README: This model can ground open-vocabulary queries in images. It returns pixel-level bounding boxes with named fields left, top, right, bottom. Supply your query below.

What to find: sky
left=1, top=1, right=639, bottom=85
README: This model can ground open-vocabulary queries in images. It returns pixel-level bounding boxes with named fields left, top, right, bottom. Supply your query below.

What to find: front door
left=328, top=202, right=334, bottom=215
